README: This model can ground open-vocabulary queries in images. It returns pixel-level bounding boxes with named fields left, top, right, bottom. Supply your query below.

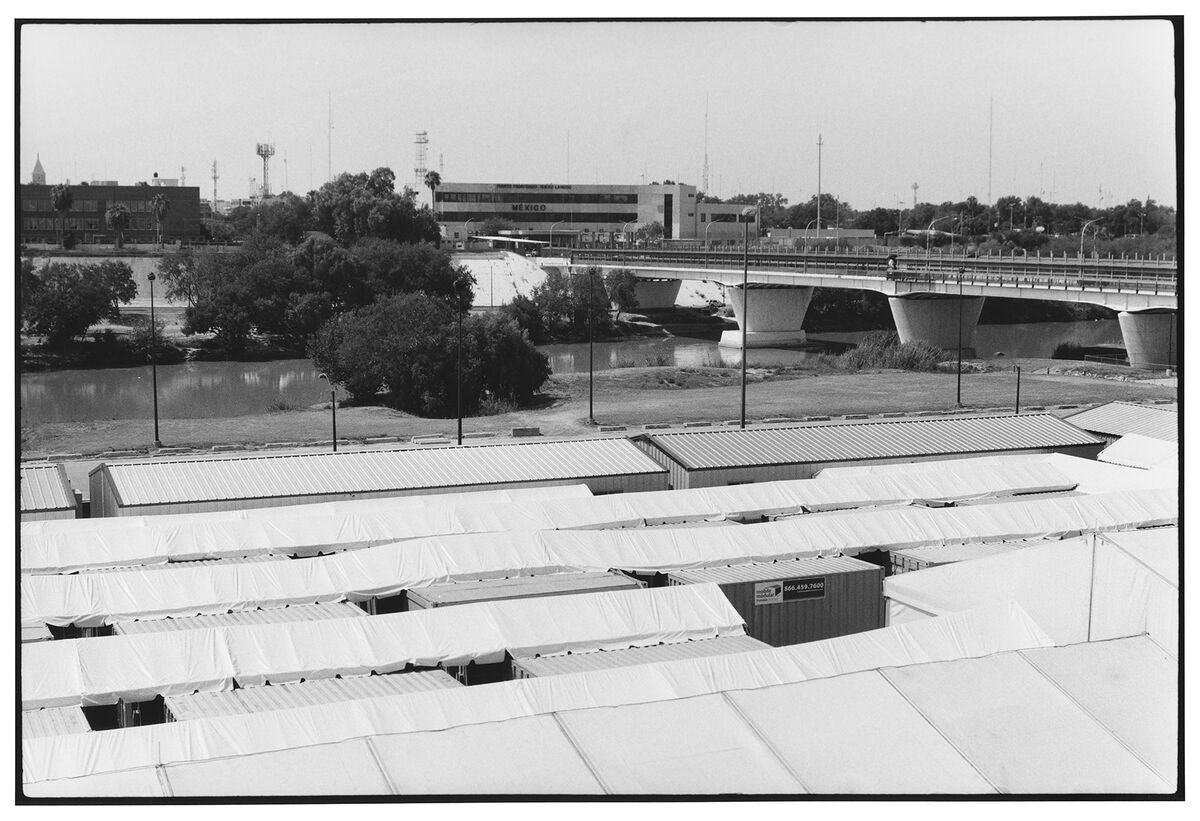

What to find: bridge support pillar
left=632, top=279, right=682, bottom=309
left=888, top=295, right=985, bottom=356
left=1118, top=310, right=1176, bottom=369
left=719, top=285, right=813, bottom=348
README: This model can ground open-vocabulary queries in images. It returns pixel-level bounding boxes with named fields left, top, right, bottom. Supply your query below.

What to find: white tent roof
left=1042, top=452, right=1177, bottom=493
left=1098, top=433, right=1178, bottom=471
left=21, top=601, right=1053, bottom=786
left=884, top=528, right=1178, bottom=651
left=22, top=488, right=1176, bottom=629
left=21, top=458, right=1077, bottom=575
left=21, top=583, right=745, bottom=709
left=26, top=635, right=1174, bottom=796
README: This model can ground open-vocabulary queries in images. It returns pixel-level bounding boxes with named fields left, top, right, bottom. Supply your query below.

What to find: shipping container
left=88, top=437, right=667, bottom=517
left=20, top=463, right=78, bottom=521
left=22, top=706, right=91, bottom=738
left=163, top=670, right=460, bottom=722
left=667, top=557, right=884, bottom=646
left=21, top=624, right=54, bottom=643
left=636, top=414, right=1105, bottom=489
left=511, top=634, right=770, bottom=679
left=889, top=542, right=1038, bottom=574
left=111, top=601, right=367, bottom=636
left=403, top=571, right=644, bottom=611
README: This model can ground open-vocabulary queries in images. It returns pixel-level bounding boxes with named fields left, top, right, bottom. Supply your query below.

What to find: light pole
left=704, top=217, right=732, bottom=267
left=464, top=218, right=475, bottom=247
left=147, top=272, right=162, bottom=448
left=956, top=267, right=965, bottom=407
left=803, top=218, right=819, bottom=252
left=927, top=216, right=953, bottom=262
left=1014, top=365, right=1022, bottom=414
left=453, top=277, right=469, bottom=445
left=1009, top=202, right=1016, bottom=231
left=1080, top=218, right=1101, bottom=258
left=549, top=220, right=566, bottom=253
left=588, top=267, right=596, bottom=425
left=318, top=373, right=337, bottom=452
left=739, top=206, right=757, bottom=429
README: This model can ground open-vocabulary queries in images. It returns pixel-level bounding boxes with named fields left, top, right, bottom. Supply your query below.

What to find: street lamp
left=146, top=271, right=162, bottom=448
left=588, top=266, right=596, bottom=425
left=453, top=276, right=470, bottom=445
left=803, top=218, right=820, bottom=252
left=704, top=217, right=733, bottom=267
left=927, top=216, right=953, bottom=262
left=739, top=206, right=757, bottom=429
left=318, top=373, right=337, bottom=452
left=1080, top=218, right=1102, bottom=258
left=956, top=267, right=965, bottom=407
left=549, top=220, right=566, bottom=252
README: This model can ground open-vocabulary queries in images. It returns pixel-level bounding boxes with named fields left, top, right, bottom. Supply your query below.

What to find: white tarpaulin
left=21, top=602, right=1051, bottom=785
left=21, top=583, right=744, bottom=709
left=1042, top=453, right=1177, bottom=494
left=22, top=488, right=1176, bottom=629
left=25, top=635, right=1173, bottom=796
left=884, top=529, right=1178, bottom=651
left=1098, top=434, right=1178, bottom=471
left=21, top=459, right=1077, bottom=575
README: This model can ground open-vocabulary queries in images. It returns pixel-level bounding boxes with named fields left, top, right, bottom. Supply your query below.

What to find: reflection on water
left=20, top=320, right=1124, bottom=423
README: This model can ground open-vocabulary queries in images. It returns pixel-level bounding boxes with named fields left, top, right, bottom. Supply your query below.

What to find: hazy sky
left=19, top=18, right=1178, bottom=210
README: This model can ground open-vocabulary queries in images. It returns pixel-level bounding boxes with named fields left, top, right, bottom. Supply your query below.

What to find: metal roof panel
left=112, top=601, right=366, bottom=634
left=668, top=556, right=880, bottom=585
left=512, top=635, right=771, bottom=676
left=20, top=463, right=75, bottom=513
left=1066, top=402, right=1177, bottom=442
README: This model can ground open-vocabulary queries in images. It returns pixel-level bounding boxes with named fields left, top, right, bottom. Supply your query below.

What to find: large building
left=20, top=175, right=203, bottom=245
left=434, top=182, right=757, bottom=246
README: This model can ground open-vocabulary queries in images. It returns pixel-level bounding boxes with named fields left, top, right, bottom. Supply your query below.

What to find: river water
left=20, top=320, right=1124, bottom=423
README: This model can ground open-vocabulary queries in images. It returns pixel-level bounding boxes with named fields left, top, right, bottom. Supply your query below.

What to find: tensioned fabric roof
left=1098, top=434, right=1178, bottom=471
left=22, top=459, right=1078, bottom=575
left=20, top=463, right=74, bottom=514
left=512, top=635, right=772, bottom=677
left=90, top=438, right=666, bottom=507
left=22, top=601, right=1055, bottom=786
left=1065, top=401, right=1178, bottom=442
left=26, top=631, right=1176, bottom=794
left=21, top=488, right=1176, bottom=630
left=641, top=413, right=1102, bottom=471
left=113, top=601, right=367, bottom=635
left=21, top=583, right=745, bottom=710
left=884, top=528, right=1178, bottom=652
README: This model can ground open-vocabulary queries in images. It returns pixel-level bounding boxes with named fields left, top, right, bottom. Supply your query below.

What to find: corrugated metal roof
left=668, top=556, right=879, bottom=585
left=643, top=414, right=1103, bottom=471
left=94, top=438, right=666, bottom=507
left=1065, top=402, right=1177, bottom=443
left=20, top=463, right=74, bottom=513
left=407, top=572, right=641, bottom=607
left=512, top=635, right=771, bottom=677
left=22, top=706, right=91, bottom=738
left=163, top=670, right=460, bottom=722
left=112, top=601, right=366, bottom=635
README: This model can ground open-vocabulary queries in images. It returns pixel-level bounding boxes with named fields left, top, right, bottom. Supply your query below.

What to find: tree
left=308, top=293, right=549, bottom=417
left=424, top=170, right=441, bottom=215
left=350, top=238, right=474, bottom=309
left=150, top=193, right=170, bottom=246
left=309, top=168, right=439, bottom=246
left=22, top=261, right=137, bottom=345
left=604, top=268, right=639, bottom=320
left=50, top=184, right=74, bottom=248
left=105, top=203, right=130, bottom=249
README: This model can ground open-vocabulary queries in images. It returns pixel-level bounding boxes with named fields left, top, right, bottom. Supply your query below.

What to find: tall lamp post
left=927, top=216, right=953, bottom=263
left=739, top=206, right=757, bottom=429
left=146, top=272, right=162, bottom=448
left=549, top=220, right=566, bottom=253
left=1079, top=218, right=1101, bottom=258
left=803, top=218, right=820, bottom=252
left=956, top=267, right=965, bottom=407
left=453, top=276, right=469, bottom=445
left=588, top=267, right=596, bottom=425
left=704, top=217, right=732, bottom=268
left=318, top=373, right=337, bottom=452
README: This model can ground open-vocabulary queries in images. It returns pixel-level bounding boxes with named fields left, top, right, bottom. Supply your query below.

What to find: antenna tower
left=817, top=133, right=824, bottom=230
left=987, top=96, right=994, bottom=204
left=256, top=143, right=276, bottom=199
left=702, top=94, right=709, bottom=194
left=912, top=181, right=919, bottom=210
left=180, top=165, right=186, bottom=186
left=414, top=131, right=429, bottom=193
left=211, top=161, right=218, bottom=211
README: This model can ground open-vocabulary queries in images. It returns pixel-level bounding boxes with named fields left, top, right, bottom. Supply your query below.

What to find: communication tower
left=256, top=142, right=276, bottom=198
left=211, top=161, right=219, bottom=211
left=413, top=131, right=429, bottom=193
left=912, top=181, right=919, bottom=210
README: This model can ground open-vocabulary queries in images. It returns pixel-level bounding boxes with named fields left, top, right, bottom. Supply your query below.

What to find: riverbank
left=20, top=358, right=1175, bottom=459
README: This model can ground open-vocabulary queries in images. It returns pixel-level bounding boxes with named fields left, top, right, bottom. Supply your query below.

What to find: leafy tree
left=308, top=293, right=549, bottom=417
left=309, top=168, right=439, bottom=246
left=50, top=184, right=74, bottom=248
left=105, top=203, right=130, bottom=249
left=350, top=238, right=474, bottom=309
left=22, top=261, right=137, bottom=345
left=150, top=193, right=170, bottom=246
left=635, top=221, right=665, bottom=242
left=604, top=268, right=639, bottom=320
left=504, top=267, right=614, bottom=343
left=479, top=218, right=516, bottom=237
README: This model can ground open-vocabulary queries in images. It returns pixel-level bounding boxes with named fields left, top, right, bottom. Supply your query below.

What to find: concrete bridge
left=553, top=247, right=1178, bottom=368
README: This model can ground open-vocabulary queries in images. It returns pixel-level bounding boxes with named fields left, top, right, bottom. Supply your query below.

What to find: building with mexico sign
left=434, top=181, right=757, bottom=246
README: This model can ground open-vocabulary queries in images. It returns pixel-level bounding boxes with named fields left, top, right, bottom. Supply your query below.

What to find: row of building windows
left=441, top=211, right=640, bottom=224
left=23, top=217, right=152, bottom=231
left=22, top=198, right=163, bottom=214
left=700, top=212, right=752, bottom=222
left=438, top=192, right=640, bottom=205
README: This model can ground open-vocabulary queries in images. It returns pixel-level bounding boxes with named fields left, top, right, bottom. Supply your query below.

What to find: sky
left=18, top=17, right=1179, bottom=211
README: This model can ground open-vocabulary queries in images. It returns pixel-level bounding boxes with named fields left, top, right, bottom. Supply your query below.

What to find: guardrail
left=564, top=247, right=1177, bottom=296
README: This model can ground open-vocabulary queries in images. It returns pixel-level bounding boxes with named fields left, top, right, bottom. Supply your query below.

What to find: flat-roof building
left=20, top=183, right=203, bottom=245
left=435, top=181, right=757, bottom=245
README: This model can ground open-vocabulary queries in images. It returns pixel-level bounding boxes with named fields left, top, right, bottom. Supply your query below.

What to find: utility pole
left=327, top=94, right=333, bottom=182
left=987, top=95, right=994, bottom=204
left=816, top=133, right=824, bottom=233
left=211, top=161, right=218, bottom=213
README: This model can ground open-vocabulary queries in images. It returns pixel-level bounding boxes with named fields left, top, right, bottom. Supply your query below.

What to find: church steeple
left=32, top=154, right=46, bottom=185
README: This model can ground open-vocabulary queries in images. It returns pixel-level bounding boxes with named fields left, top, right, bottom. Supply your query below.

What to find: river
left=20, top=320, right=1125, bottom=424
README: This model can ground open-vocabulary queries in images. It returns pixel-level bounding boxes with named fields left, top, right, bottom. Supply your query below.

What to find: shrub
left=839, top=330, right=948, bottom=372
left=1052, top=342, right=1086, bottom=361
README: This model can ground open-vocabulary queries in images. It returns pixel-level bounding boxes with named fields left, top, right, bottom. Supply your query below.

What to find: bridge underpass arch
left=1116, top=308, right=1177, bottom=369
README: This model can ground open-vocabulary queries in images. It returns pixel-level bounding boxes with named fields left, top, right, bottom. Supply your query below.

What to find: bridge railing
left=564, top=247, right=1177, bottom=296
